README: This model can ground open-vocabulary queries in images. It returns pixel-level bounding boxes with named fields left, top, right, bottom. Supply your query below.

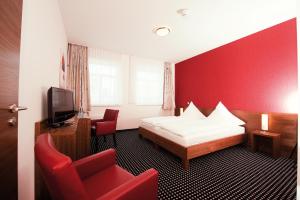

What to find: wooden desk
left=250, top=130, right=281, bottom=158
left=35, top=116, right=91, bottom=199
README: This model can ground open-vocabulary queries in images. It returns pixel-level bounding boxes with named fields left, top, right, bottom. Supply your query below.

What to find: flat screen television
left=47, top=87, right=76, bottom=127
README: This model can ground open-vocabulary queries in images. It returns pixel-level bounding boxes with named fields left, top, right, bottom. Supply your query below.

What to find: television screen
left=48, top=87, right=75, bottom=127
left=52, top=89, right=73, bottom=112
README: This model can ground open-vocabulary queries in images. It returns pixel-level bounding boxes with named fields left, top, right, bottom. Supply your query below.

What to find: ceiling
left=58, top=0, right=296, bottom=63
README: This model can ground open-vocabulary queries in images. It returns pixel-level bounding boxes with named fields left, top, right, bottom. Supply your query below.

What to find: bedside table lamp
left=179, top=108, right=184, bottom=115
left=261, top=114, right=268, bottom=131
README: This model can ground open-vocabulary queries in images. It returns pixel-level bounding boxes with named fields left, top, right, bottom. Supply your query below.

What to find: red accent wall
left=175, top=18, right=298, bottom=113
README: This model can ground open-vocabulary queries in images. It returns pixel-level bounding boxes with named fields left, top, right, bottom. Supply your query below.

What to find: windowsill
left=135, top=104, right=163, bottom=106
left=91, top=104, right=163, bottom=107
left=91, top=105, right=121, bottom=107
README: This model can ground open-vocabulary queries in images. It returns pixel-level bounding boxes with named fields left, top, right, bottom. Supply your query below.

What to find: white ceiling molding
left=58, top=0, right=296, bottom=63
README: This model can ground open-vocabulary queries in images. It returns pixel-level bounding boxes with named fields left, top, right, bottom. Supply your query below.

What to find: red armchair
left=91, top=109, right=119, bottom=147
left=35, top=134, right=159, bottom=200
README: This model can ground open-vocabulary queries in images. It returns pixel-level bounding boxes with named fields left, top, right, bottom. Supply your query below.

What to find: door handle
left=8, top=104, right=28, bottom=113
left=9, top=104, right=28, bottom=113
left=8, top=117, right=17, bottom=126
left=0, top=104, right=28, bottom=113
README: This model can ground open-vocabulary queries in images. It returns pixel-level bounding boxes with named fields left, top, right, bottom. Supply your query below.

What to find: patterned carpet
left=91, top=130, right=297, bottom=200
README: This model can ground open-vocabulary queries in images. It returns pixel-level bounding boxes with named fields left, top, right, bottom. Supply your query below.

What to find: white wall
left=18, top=0, right=67, bottom=199
left=91, top=105, right=173, bottom=130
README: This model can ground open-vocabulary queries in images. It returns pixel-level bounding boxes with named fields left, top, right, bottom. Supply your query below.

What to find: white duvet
left=160, top=119, right=239, bottom=137
left=141, top=116, right=242, bottom=138
left=141, top=116, right=183, bottom=127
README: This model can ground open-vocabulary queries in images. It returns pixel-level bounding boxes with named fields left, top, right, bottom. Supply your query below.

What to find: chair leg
left=91, top=127, right=97, bottom=153
left=113, top=133, right=117, bottom=146
left=95, top=136, right=99, bottom=152
left=103, top=135, right=107, bottom=142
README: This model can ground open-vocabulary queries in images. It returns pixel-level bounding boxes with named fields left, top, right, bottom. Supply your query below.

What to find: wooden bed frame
left=139, top=127, right=245, bottom=170
left=139, top=107, right=298, bottom=170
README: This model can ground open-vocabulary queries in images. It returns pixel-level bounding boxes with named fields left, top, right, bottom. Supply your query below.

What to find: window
left=88, top=48, right=165, bottom=107
left=89, top=48, right=123, bottom=106
left=130, top=57, right=164, bottom=105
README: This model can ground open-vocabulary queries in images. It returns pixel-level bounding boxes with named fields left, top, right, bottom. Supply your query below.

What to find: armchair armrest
left=73, top=149, right=116, bottom=179
left=91, top=119, right=104, bottom=126
left=96, top=121, right=117, bottom=135
left=97, top=169, right=158, bottom=200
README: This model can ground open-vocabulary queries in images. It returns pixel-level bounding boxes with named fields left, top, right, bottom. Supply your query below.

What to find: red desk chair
left=91, top=109, right=119, bottom=147
left=35, top=134, right=159, bottom=200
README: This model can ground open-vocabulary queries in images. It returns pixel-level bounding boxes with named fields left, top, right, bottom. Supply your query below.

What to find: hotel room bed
left=140, top=122, right=245, bottom=147
left=139, top=115, right=245, bottom=170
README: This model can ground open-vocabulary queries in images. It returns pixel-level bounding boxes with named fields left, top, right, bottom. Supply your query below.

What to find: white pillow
left=207, top=102, right=245, bottom=126
left=181, top=102, right=206, bottom=120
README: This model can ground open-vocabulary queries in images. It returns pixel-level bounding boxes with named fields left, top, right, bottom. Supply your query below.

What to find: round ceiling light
left=177, top=9, right=190, bottom=17
left=154, top=27, right=171, bottom=37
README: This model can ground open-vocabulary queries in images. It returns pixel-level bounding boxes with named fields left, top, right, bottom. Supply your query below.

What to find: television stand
left=36, top=116, right=91, bottom=159
left=50, top=121, right=74, bottom=128
left=63, top=121, right=74, bottom=126
left=49, top=123, right=62, bottom=128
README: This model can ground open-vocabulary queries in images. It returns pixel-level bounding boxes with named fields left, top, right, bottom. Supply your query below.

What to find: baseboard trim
left=117, top=128, right=139, bottom=133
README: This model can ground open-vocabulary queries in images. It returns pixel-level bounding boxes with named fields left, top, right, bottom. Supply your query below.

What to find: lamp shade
left=180, top=108, right=184, bottom=115
left=261, top=114, right=268, bottom=131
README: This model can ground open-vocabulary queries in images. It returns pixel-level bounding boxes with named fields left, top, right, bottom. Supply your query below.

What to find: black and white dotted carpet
left=91, top=130, right=297, bottom=200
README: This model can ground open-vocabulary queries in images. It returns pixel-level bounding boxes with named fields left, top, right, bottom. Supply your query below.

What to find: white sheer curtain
left=162, top=62, right=175, bottom=110
left=88, top=48, right=123, bottom=106
left=130, top=56, right=164, bottom=105
left=67, top=43, right=91, bottom=112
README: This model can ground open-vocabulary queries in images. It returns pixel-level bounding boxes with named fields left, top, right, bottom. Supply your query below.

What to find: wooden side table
left=250, top=130, right=281, bottom=158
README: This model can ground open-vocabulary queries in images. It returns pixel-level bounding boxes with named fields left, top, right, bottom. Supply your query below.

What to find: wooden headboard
left=175, top=107, right=298, bottom=157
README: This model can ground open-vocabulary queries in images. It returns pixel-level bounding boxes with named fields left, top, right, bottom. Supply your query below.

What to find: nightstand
left=250, top=130, right=281, bottom=158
